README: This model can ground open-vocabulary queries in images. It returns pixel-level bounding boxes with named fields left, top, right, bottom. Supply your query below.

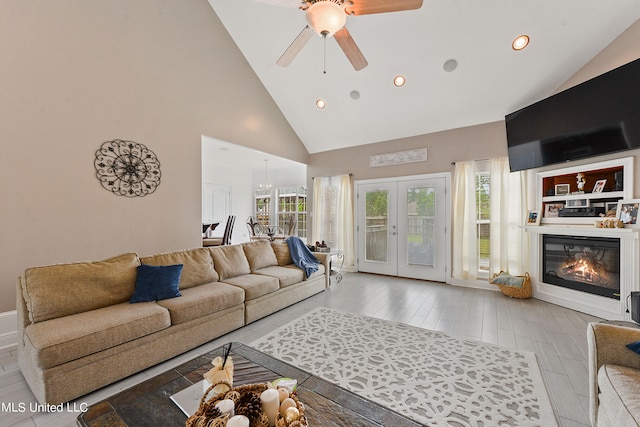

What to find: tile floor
left=0, top=272, right=601, bottom=426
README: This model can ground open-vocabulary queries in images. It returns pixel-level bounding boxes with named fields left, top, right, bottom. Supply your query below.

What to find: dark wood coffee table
left=77, top=342, right=421, bottom=426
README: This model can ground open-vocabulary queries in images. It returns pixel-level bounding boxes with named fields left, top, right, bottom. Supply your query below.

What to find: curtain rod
left=450, top=159, right=489, bottom=165
left=312, top=173, right=353, bottom=179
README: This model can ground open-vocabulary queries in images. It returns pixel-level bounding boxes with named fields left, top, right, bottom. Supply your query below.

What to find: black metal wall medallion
left=94, top=139, right=161, bottom=197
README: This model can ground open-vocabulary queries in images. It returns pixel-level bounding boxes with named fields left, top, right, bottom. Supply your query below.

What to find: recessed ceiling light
left=350, top=90, right=360, bottom=100
left=512, top=35, right=530, bottom=51
left=315, top=99, right=326, bottom=109
left=393, top=75, right=406, bottom=87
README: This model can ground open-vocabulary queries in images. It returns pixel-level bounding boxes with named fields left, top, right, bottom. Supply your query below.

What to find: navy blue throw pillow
left=130, top=264, right=183, bottom=303
left=627, top=341, right=640, bottom=354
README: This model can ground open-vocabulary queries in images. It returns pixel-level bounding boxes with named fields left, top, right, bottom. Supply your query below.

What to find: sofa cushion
left=221, top=274, right=279, bottom=300
left=286, top=264, right=325, bottom=281
left=254, top=266, right=303, bottom=288
left=271, top=241, right=293, bottom=266
left=24, top=302, right=170, bottom=369
left=156, top=283, right=244, bottom=325
left=597, top=364, right=640, bottom=426
left=243, top=240, right=278, bottom=271
left=22, top=253, right=140, bottom=323
left=130, top=264, right=183, bottom=303
left=140, top=248, right=218, bottom=289
left=209, top=245, right=251, bottom=280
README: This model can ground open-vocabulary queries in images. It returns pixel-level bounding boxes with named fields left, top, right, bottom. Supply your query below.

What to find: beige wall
left=308, top=121, right=507, bottom=182
left=0, top=0, right=308, bottom=312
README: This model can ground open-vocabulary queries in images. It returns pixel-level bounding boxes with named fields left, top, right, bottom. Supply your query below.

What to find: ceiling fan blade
left=345, top=0, right=423, bottom=15
left=276, top=25, right=315, bottom=67
left=334, top=27, right=368, bottom=71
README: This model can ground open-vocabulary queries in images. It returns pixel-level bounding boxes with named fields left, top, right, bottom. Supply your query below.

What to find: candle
left=227, top=415, right=250, bottom=427
left=214, top=399, right=234, bottom=417
left=260, top=388, right=280, bottom=427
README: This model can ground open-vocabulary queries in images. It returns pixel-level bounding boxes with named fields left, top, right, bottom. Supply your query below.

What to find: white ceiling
left=202, top=136, right=307, bottom=174
left=208, top=0, right=640, bottom=154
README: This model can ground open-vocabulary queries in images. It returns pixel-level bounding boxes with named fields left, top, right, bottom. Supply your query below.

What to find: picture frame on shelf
left=526, top=210, right=541, bottom=226
left=544, top=203, right=564, bottom=218
left=592, top=179, right=607, bottom=193
left=567, top=199, right=587, bottom=207
left=555, top=184, right=570, bottom=196
left=616, top=199, right=640, bottom=227
left=605, top=201, right=618, bottom=217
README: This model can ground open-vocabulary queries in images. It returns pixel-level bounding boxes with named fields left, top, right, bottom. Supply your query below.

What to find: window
left=276, top=186, right=307, bottom=240
left=254, top=190, right=271, bottom=226
left=476, top=167, right=490, bottom=272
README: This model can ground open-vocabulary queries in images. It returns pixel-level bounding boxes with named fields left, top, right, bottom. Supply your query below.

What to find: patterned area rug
left=252, top=307, right=557, bottom=427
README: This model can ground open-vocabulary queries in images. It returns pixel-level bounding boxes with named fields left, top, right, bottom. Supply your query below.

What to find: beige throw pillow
left=23, top=253, right=140, bottom=323
left=271, top=241, right=293, bottom=266
left=243, top=240, right=278, bottom=271
left=209, top=245, right=251, bottom=280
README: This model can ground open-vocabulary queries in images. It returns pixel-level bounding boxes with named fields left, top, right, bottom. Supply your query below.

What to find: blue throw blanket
left=286, top=236, right=320, bottom=278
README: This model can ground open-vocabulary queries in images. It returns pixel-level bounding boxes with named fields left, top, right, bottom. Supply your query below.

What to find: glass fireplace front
left=542, top=234, right=620, bottom=299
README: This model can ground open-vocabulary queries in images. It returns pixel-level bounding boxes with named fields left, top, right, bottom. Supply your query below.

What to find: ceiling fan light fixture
left=306, top=0, right=347, bottom=37
left=512, top=34, right=530, bottom=51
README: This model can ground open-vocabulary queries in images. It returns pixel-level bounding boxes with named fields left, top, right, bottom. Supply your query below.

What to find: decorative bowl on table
left=186, top=381, right=307, bottom=427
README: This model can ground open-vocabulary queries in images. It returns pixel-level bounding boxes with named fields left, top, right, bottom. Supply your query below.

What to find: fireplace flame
left=562, top=255, right=609, bottom=285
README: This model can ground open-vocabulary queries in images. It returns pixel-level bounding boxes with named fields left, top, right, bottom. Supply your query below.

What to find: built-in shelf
left=542, top=190, right=625, bottom=203
left=537, top=157, right=634, bottom=225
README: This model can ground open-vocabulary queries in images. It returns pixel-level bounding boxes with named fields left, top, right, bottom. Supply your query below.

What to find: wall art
left=369, top=148, right=427, bottom=167
left=94, top=139, right=161, bottom=197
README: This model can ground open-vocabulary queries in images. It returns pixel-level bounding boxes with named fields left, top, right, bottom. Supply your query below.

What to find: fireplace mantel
left=526, top=225, right=640, bottom=238
left=526, top=225, right=639, bottom=320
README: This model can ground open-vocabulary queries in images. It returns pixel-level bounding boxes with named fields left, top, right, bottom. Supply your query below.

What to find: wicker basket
left=490, top=272, right=532, bottom=299
left=186, top=381, right=307, bottom=427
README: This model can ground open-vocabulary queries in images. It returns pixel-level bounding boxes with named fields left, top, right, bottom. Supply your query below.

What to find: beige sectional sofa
left=17, top=240, right=329, bottom=405
left=587, top=322, right=640, bottom=427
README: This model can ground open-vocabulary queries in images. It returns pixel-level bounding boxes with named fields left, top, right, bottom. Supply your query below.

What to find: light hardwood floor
left=0, top=272, right=601, bottom=426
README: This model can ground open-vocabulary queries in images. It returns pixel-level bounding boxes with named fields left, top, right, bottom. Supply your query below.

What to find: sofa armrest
left=16, top=277, right=31, bottom=358
left=587, top=322, right=640, bottom=426
left=313, top=253, right=332, bottom=288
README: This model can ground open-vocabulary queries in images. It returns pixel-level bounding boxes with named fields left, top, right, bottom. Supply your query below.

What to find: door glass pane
left=406, top=186, right=435, bottom=267
left=365, top=190, right=388, bottom=262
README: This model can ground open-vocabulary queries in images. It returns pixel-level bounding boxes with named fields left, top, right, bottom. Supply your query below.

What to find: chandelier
left=304, top=0, right=347, bottom=37
left=259, top=159, right=272, bottom=192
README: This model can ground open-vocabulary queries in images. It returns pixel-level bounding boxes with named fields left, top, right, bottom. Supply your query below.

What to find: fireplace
left=542, top=234, right=620, bottom=300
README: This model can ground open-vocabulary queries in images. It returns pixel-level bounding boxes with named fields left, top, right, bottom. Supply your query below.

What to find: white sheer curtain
left=312, top=175, right=355, bottom=267
left=489, top=157, right=529, bottom=275
left=452, top=161, right=479, bottom=279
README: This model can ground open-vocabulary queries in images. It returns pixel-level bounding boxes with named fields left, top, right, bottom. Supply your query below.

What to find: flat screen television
left=505, top=58, right=640, bottom=172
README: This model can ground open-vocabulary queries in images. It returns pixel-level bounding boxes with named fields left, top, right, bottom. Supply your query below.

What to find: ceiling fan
left=268, top=0, right=424, bottom=71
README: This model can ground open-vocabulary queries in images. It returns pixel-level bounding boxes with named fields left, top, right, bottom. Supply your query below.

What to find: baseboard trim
left=0, top=310, right=17, bottom=350
left=450, top=277, right=498, bottom=292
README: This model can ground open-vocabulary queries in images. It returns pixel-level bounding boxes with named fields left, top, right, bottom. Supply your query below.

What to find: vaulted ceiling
left=208, top=0, right=640, bottom=154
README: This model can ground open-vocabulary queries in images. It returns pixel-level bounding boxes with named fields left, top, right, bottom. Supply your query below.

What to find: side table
left=314, top=250, right=344, bottom=283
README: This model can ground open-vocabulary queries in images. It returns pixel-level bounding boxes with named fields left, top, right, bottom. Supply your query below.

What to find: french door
left=356, top=175, right=449, bottom=282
